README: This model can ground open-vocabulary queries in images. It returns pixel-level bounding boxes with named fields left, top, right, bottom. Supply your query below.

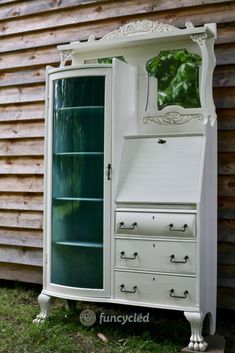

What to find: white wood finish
left=198, top=122, right=217, bottom=335
left=184, top=312, right=208, bottom=351
left=37, top=20, right=217, bottom=353
left=115, top=238, right=196, bottom=274
left=116, top=136, right=204, bottom=204
left=42, top=61, right=137, bottom=300
left=116, top=211, right=196, bottom=237
left=114, top=270, right=197, bottom=308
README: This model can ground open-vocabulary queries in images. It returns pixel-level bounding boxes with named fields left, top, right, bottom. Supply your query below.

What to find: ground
left=0, top=281, right=234, bottom=353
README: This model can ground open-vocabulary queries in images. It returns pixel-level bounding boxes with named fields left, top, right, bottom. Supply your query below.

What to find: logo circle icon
left=79, top=309, right=96, bottom=326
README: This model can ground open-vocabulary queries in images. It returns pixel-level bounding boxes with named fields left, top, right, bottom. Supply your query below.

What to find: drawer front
left=115, top=271, right=196, bottom=308
left=115, top=239, right=196, bottom=274
left=116, top=212, right=196, bottom=237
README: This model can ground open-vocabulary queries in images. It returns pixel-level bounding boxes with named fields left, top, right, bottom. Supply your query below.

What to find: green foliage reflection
left=146, top=49, right=201, bottom=110
left=97, top=56, right=126, bottom=64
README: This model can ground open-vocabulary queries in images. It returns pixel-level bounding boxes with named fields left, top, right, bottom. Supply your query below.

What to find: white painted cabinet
left=35, top=20, right=217, bottom=352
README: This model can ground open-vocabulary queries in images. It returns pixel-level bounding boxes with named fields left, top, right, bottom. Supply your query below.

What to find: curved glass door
left=51, top=75, right=105, bottom=289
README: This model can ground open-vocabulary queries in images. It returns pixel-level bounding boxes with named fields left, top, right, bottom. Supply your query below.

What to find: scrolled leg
left=184, top=311, right=208, bottom=351
left=33, top=293, right=52, bottom=323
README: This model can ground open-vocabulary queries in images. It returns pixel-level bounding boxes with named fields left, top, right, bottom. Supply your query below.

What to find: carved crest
left=143, top=112, right=203, bottom=126
left=88, top=20, right=180, bottom=42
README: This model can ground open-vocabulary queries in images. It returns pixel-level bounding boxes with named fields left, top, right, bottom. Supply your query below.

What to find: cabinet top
left=57, top=20, right=217, bottom=127
left=58, top=21, right=216, bottom=54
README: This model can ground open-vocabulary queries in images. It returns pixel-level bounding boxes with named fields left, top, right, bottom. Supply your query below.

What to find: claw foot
left=33, top=311, right=49, bottom=323
left=188, top=339, right=208, bottom=351
left=184, top=312, right=208, bottom=351
left=33, top=293, right=51, bottom=324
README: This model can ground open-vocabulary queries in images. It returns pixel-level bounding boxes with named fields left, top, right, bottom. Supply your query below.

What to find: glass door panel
left=52, top=199, right=103, bottom=244
left=53, top=107, right=104, bottom=153
left=51, top=245, right=103, bottom=289
left=53, top=154, right=104, bottom=199
left=51, top=75, right=105, bottom=289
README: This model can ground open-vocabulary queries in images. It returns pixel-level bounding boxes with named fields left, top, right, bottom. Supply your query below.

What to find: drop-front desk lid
left=116, top=135, right=204, bottom=204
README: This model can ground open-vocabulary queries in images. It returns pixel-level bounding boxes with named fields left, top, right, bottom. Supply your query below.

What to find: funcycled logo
left=79, top=309, right=150, bottom=326
left=79, top=309, right=96, bottom=326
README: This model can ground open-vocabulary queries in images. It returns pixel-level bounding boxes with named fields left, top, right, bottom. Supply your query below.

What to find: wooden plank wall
left=0, top=0, right=234, bottom=308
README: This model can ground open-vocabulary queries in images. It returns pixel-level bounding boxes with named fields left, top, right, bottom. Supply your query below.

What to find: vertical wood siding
left=0, top=0, right=234, bottom=307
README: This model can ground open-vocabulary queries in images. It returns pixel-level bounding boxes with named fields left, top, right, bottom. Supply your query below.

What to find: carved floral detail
left=60, top=50, right=73, bottom=66
left=185, top=21, right=195, bottom=29
left=87, top=20, right=181, bottom=42
left=143, top=112, right=203, bottom=125
left=191, top=33, right=208, bottom=47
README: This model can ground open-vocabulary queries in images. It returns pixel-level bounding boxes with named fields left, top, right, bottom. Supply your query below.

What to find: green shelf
left=55, top=241, right=103, bottom=248
left=57, top=106, right=104, bottom=111
left=54, top=152, right=104, bottom=156
left=55, top=197, right=103, bottom=202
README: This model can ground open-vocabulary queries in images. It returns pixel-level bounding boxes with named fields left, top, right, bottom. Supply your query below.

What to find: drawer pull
left=119, top=222, right=137, bottom=230
left=170, top=254, right=189, bottom=263
left=120, top=284, right=137, bottom=294
left=170, top=289, right=189, bottom=299
left=169, top=223, right=188, bottom=232
left=120, top=251, right=138, bottom=260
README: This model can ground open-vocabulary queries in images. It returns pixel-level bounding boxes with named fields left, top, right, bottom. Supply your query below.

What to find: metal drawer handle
left=119, top=222, right=137, bottom=230
left=170, top=289, right=189, bottom=299
left=120, top=284, right=137, bottom=294
left=169, top=223, right=188, bottom=232
left=120, top=251, right=138, bottom=260
left=170, top=255, right=189, bottom=263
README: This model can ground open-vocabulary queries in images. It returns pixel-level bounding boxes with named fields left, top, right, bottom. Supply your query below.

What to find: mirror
left=146, top=49, right=201, bottom=110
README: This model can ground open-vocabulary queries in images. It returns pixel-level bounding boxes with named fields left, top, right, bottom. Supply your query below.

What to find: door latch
left=107, top=163, right=112, bottom=180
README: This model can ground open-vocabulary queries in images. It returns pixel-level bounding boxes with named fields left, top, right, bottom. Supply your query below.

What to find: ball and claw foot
left=33, top=310, right=49, bottom=323
left=188, top=338, right=208, bottom=352
left=184, top=311, right=208, bottom=352
left=33, top=293, right=51, bottom=324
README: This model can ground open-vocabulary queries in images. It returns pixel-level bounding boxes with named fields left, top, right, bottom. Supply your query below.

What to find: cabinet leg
left=184, top=311, right=208, bottom=351
left=33, top=293, right=52, bottom=323
left=65, top=299, right=76, bottom=311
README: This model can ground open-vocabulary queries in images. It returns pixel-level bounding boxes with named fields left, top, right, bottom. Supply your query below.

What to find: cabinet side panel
left=199, top=122, right=217, bottom=333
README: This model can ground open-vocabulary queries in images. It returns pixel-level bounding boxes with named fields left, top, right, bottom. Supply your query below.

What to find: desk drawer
left=116, top=212, right=196, bottom=237
left=115, top=239, right=196, bottom=274
left=115, top=271, right=196, bottom=308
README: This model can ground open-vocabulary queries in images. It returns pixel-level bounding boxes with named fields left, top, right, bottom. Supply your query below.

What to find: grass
left=0, top=281, right=234, bottom=353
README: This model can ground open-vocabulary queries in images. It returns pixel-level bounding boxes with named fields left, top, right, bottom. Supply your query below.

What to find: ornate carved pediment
left=88, top=20, right=180, bottom=42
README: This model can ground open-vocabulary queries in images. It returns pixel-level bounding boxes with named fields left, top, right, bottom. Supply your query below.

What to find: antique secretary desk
left=34, top=21, right=217, bottom=352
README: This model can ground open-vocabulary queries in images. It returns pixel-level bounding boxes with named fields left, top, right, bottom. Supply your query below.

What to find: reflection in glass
left=53, top=154, right=104, bottom=199
left=53, top=107, right=104, bottom=153
left=51, top=76, right=105, bottom=289
left=53, top=76, right=105, bottom=109
left=146, top=49, right=201, bottom=110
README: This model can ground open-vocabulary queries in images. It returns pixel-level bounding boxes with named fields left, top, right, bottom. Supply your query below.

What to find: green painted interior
left=51, top=76, right=105, bottom=289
